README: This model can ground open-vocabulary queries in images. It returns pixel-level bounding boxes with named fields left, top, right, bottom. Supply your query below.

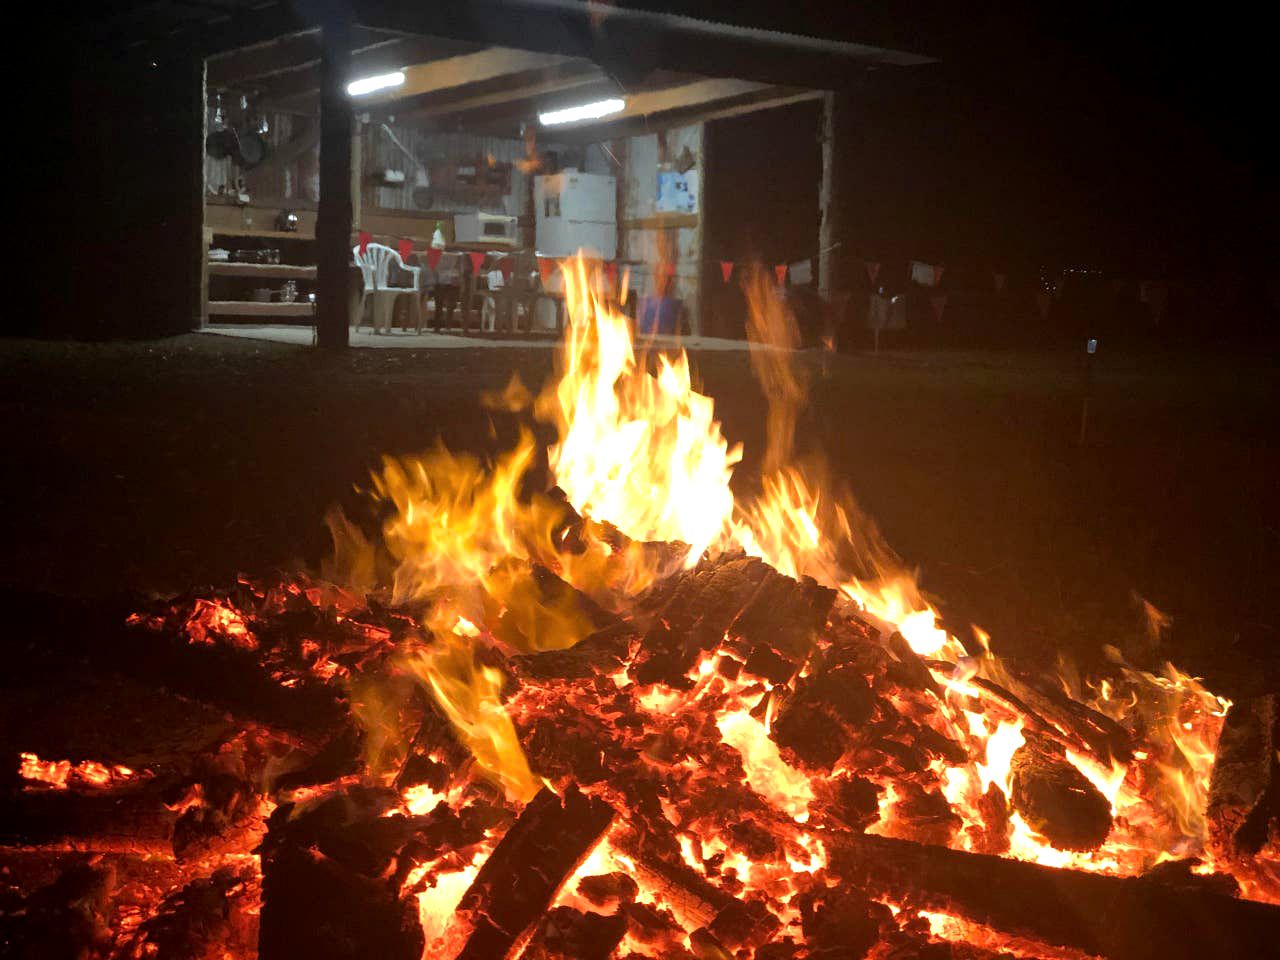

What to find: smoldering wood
left=453, top=785, right=615, bottom=960
left=0, top=786, right=177, bottom=855
left=1008, top=738, right=1112, bottom=852
left=119, top=862, right=259, bottom=960
left=1207, top=692, right=1279, bottom=860
left=827, top=830, right=1280, bottom=960
left=519, top=905, right=628, bottom=960
left=611, top=824, right=738, bottom=927
left=0, top=860, right=116, bottom=960
left=632, top=553, right=834, bottom=687
left=258, top=790, right=425, bottom=960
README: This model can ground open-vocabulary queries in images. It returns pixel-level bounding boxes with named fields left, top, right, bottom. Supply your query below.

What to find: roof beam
left=371, top=60, right=608, bottom=122
left=250, top=35, right=485, bottom=106
left=207, top=27, right=403, bottom=87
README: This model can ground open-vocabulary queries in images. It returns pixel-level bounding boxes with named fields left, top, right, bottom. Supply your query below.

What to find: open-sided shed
left=70, top=1, right=933, bottom=345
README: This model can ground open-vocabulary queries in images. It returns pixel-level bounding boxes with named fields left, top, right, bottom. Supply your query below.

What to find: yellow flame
left=404, top=619, right=540, bottom=804
left=539, top=256, right=741, bottom=564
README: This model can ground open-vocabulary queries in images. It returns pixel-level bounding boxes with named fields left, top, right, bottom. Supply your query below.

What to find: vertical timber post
left=191, top=50, right=209, bottom=330
left=818, top=90, right=849, bottom=304
left=316, top=15, right=353, bottom=349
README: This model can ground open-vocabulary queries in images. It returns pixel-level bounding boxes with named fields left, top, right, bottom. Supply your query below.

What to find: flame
left=404, top=619, right=540, bottom=804
left=538, top=256, right=741, bottom=564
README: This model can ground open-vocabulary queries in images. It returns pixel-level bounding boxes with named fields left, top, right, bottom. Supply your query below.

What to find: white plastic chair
left=352, top=243, right=423, bottom=334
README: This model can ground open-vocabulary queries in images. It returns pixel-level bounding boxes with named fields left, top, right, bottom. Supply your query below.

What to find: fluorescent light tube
left=347, top=71, right=406, bottom=97
left=538, top=98, right=625, bottom=126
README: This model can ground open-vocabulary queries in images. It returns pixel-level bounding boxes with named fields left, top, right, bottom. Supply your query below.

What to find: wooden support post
left=818, top=91, right=851, bottom=304
left=192, top=52, right=208, bottom=330
left=315, top=15, right=353, bottom=349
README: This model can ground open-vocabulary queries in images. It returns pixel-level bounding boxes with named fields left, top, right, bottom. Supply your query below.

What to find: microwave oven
left=454, top=212, right=518, bottom=245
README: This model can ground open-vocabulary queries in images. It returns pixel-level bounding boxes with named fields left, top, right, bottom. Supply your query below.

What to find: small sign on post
left=1080, top=338, right=1098, bottom=445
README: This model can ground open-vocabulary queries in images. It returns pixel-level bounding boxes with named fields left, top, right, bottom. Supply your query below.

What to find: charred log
left=119, top=862, right=259, bottom=960
left=1207, top=693, right=1279, bottom=860
left=1009, top=738, right=1112, bottom=852
left=828, top=830, right=1280, bottom=960
left=0, top=786, right=176, bottom=854
left=258, top=789, right=424, bottom=960
left=0, top=860, right=115, bottom=960
left=453, top=785, right=614, bottom=960
left=520, top=905, right=628, bottom=960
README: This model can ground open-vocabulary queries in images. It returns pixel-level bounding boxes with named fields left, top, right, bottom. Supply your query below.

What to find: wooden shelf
left=207, top=301, right=315, bottom=318
left=209, top=226, right=315, bottom=240
left=208, top=262, right=317, bottom=279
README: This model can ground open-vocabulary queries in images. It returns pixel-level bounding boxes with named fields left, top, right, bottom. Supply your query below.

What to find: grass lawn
left=1, top=334, right=1275, bottom=694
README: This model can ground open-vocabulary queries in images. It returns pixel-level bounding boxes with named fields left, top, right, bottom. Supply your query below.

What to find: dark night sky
left=639, top=2, right=1275, bottom=276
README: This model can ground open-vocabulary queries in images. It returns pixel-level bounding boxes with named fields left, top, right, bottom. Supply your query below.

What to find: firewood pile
left=4, top=258, right=1279, bottom=959
left=2, top=540, right=1277, bottom=960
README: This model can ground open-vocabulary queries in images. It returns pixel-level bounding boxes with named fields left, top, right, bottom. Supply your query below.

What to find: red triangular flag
left=499, top=256, right=514, bottom=282
left=357, top=231, right=371, bottom=255
left=663, top=262, right=677, bottom=277
left=426, top=248, right=443, bottom=270
left=468, top=251, right=486, bottom=275
left=930, top=292, right=948, bottom=321
left=719, top=260, right=734, bottom=283
left=933, top=264, right=946, bottom=286
left=538, top=257, right=555, bottom=284
left=774, top=264, right=788, bottom=285
left=865, top=260, right=881, bottom=283
left=397, top=238, right=414, bottom=263
left=605, top=261, right=618, bottom=288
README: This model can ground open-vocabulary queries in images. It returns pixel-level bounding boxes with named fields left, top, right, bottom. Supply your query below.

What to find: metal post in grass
left=1079, top=337, right=1098, bottom=445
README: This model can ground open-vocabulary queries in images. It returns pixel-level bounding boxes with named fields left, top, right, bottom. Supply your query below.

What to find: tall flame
left=538, top=256, right=741, bottom=564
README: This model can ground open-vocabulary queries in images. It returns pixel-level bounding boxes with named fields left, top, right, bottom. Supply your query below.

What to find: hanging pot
left=234, top=126, right=269, bottom=169
left=205, top=126, right=239, bottom=160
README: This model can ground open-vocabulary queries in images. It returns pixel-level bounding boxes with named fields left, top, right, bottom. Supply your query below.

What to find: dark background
left=12, top=1, right=1277, bottom=341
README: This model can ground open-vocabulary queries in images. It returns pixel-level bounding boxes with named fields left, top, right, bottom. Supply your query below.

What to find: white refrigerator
left=534, top=170, right=617, bottom=261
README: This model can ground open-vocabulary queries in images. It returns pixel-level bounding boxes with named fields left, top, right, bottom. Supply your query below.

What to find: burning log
left=0, top=786, right=177, bottom=854
left=0, top=860, right=115, bottom=960
left=827, top=830, right=1280, bottom=960
left=1008, top=738, right=1112, bottom=852
left=258, top=789, right=426, bottom=960
left=118, top=862, right=260, bottom=960
left=519, top=906, right=628, bottom=960
left=632, top=553, right=834, bottom=687
left=453, top=785, right=614, bottom=960
left=1207, top=693, right=1279, bottom=861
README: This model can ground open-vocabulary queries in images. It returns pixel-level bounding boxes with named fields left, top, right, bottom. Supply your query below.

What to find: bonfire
left=3, top=257, right=1277, bottom=960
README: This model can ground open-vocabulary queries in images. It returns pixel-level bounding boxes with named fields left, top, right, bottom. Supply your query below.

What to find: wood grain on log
left=453, top=785, right=614, bottom=960
left=1009, top=738, right=1112, bottom=852
left=827, top=830, right=1280, bottom=960
left=1207, top=693, right=1279, bottom=860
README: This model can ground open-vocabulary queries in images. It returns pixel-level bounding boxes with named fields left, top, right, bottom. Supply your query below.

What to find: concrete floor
left=202, top=324, right=759, bottom=352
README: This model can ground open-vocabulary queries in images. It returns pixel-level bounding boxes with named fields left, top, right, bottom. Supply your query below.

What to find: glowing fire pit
left=2, top=259, right=1276, bottom=960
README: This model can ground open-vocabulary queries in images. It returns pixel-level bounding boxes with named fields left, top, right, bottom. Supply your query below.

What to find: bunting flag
left=789, top=259, right=813, bottom=286
left=930, top=292, right=949, bottom=321
left=426, top=248, right=443, bottom=270
left=864, top=260, right=881, bottom=284
left=499, top=257, right=514, bottom=283
left=774, top=264, right=788, bottom=285
left=537, top=257, right=556, bottom=284
left=720, top=260, right=734, bottom=283
left=397, top=238, right=414, bottom=263
left=911, top=261, right=944, bottom=287
left=605, top=261, right=618, bottom=288
left=994, top=272, right=1007, bottom=294
left=357, top=231, right=372, bottom=255
left=933, top=264, right=946, bottom=286
left=663, top=262, right=677, bottom=277
left=468, top=252, right=486, bottom=275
